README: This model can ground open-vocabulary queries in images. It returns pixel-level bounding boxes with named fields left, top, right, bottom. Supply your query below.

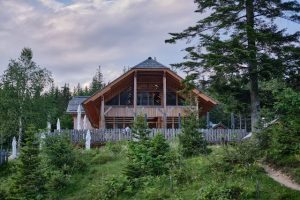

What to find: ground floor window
left=105, top=117, right=134, bottom=129
left=105, top=116, right=181, bottom=129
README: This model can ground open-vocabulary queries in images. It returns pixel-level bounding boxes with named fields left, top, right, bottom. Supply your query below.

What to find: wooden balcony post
left=163, top=71, right=167, bottom=109
left=100, top=96, right=105, bottom=129
left=163, top=71, right=167, bottom=128
left=134, top=71, right=137, bottom=115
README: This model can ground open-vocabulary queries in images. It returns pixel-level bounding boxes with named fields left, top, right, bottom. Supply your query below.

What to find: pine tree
left=89, top=66, right=105, bottom=95
left=12, top=125, right=46, bottom=199
left=166, top=0, right=300, bottom=132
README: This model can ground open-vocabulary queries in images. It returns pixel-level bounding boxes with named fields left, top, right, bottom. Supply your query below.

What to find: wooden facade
left=82, top=57, right=217, bottom=129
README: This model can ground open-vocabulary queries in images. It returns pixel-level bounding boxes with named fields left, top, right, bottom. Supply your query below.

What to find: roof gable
left=66, top=96, right=90, bottom=113
left=133, top=57, right=168, bottom=69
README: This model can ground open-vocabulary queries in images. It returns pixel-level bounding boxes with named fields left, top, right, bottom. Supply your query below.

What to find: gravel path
left=262, top=164, right=300, bottom=191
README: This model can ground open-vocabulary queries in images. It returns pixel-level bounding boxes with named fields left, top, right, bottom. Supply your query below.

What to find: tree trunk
left=246, top=0, right=260, bottom=132
left=18, top=116, right=22, bottom=151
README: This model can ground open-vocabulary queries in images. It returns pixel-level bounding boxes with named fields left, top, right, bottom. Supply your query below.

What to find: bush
left=91, top=150, right=115, bottom=165
left=258, top=87, right=300, bottom=164
left=124, top=116, right=173, bottom=179
left=43, top=133, right=85, bottom=174
left=197, top=184, right=247, bottom=200
left=11, top=125, right=47, bottom=199
left=46, top=170, right=71, bottom=198
left=106, top=141, right=124, bottom=156
left=125, top=133, right=173, bottom=179
left=87, top=175, right=130, bottom=200
left=210, top=140, right=261, bottom=175
left=179, top=112, right=210, bottom=157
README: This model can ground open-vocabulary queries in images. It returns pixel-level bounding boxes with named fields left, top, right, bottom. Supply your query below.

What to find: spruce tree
left=179, top=112, right=209, bottom=157
left=131, top=115, right=150, bottom=141
left=166, top=0, right=300, bottom=132
left=13, top=125, right=46, bottom=199
left=125, top=115, right=171, bottom=178
left=89, top=65, right=105, bottom=95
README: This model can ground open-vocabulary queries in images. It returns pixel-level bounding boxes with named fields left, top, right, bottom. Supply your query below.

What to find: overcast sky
left=0, top=0, right=198, bottom=89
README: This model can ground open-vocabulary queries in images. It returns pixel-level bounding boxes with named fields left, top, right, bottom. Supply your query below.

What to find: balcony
left=104, top=105, right=196, bottom=117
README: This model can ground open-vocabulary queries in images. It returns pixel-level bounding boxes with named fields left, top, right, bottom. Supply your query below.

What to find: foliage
left=125, top=133, right=172, bottom=179
left=125, top=115, right=173, bottom=179
left=11, top=125, right=47, bottom=199
left=89, top=65, right=105, bottom=95
left=131, top=115, right=151, bottom=141
left=179, top=112, right=209, bottom=157
left=166, top=0, right=300, bottom=131
left=43, top=133, right=85, bottom=174
left=197, top=184, right=247, bottom=200
left=257, top=86, right=300, bottom=182
left=88, top=175, right=130, bottom=200
left=0, top=48, right=53, bottom=147
left=106, top=141, right=125, bottom=156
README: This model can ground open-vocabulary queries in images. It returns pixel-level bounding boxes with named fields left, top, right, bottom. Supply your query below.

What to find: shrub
left=43, top=133, right=85, bottom=174
left=106, top=141, right=124, bottom=156
left=179, top=112, right=209, bottom=157
left=87, top=175, right=130, bottom=200
left=91, top=150, right=115, bottom=165
left=11, top=125, right=47, bottom=199
left=210, top=140, right=261, bottom=175
left=197, top=184, right=247, bottom=200
left=258, top=87, right=300, bottom=167
left=124, top=116, right=173, bottom=179
left=46, top=170, right=71, bottom=198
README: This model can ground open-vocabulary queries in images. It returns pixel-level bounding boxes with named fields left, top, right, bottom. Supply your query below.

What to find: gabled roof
left=66, top=96, right=90, bottom=113
left=80, top=57, right=218, bottom=128
left=133, top=57, right=168, bottom=69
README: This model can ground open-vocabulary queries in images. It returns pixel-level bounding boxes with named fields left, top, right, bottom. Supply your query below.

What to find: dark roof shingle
left=66, top=96, right=90, bottom=113
left=133, top=57, right=168, bottom=69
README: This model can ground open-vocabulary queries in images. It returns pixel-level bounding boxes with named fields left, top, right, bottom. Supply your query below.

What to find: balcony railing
left=104, top=105, right=197, bottom=117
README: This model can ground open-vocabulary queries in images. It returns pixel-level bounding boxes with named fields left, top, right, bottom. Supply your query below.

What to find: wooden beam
left=163, top=71, right=167, bottom=109
left=134, top=71, right=137, bottom=115
left=100, top=96, right=105, bottom=128
left=163, top=71, right=167, bottom=128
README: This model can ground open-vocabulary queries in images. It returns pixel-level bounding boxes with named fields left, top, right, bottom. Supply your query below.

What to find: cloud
left=0, top=0, right=197, bottom=89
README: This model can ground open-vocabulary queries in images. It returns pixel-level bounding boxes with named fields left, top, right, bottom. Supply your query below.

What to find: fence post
left=206, top=112, right=210, bottom=129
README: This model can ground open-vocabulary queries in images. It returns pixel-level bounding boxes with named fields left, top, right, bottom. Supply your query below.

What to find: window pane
left=167, top=91, right=176, bottom=105
left=178, top=96, right=185, bottom=105
left=106, top=95, right=119, bottom=105
left=153, top=92, right=161, bottom=105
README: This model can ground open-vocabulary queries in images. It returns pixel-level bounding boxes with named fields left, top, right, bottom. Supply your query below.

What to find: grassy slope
left=1, top=143, right=299, bottom=200
left=59, top=144, right=300, bottom=200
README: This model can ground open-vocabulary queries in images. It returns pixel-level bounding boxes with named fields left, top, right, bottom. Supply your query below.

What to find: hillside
left=42, top=142, right=300, bottom=199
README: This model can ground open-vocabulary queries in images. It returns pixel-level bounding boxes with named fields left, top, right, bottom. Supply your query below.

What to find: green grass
left=1, top=142, right=300, bottom=200
left=58, top=143, right=300, bottom=200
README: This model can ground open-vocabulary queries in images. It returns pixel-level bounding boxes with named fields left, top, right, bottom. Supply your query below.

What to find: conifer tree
left=89, top=66, right=105, bottom=95
left=166, top=0, right=300, bottom=131
left=179, top=112, right=208, bottom=157
left=12, top=125, right=46, bottom=199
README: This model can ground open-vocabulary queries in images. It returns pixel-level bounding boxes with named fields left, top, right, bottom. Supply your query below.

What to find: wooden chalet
left=74, top=57, right=217, bottom=129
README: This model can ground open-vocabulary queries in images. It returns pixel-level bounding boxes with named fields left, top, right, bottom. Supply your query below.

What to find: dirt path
left=262, top=164, right=300, bottom=191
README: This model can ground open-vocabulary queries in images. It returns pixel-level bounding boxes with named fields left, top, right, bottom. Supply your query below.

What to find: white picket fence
left=50, top=128, right=248, bottom=144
